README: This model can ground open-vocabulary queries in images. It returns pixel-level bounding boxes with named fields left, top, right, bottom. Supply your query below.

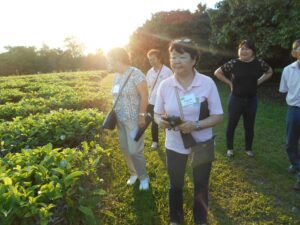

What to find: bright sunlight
left=0, top=0, right=217, bottom=53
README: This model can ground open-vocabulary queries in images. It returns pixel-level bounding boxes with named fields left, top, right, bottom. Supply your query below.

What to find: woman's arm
left=214, top=67, right=233, bottom=91
left=136, top=80, right=149, bottom=127
left=178, top=114, right=223, bottom=134
left=257, top=68, right=273, bottom=85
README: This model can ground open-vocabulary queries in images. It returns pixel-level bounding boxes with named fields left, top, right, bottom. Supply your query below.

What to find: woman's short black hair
left=169, top=38, right=200, bottom=64
left=147, top=49, right=162, bottom=60
left=292, top=39, right=300, bottom=50
left=238, top=39, right=256, bottom=55
left=107, top=47, right=131, bottom=65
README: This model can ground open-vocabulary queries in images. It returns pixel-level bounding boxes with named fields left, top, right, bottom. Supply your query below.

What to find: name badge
left=180, top=94, right=197, bottom=107
left=112, top=84, right=120, bottom=94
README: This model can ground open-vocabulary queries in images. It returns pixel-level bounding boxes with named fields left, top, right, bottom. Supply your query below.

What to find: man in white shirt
left=146, top=49, right=173, bottom=149
left=279, top=39, right=300, bottom=191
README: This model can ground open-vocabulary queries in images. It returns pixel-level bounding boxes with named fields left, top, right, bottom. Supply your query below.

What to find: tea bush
left=0, top=142, right=110, bottom=225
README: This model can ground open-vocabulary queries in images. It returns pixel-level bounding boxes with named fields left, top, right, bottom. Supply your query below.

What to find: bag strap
left=112, top=68, right=134, bottom=109
left=150, top=65, right=163, bottom=95
left=176, top=88, right=210, bottom=121
left=174, top=87, right=184, bottom=120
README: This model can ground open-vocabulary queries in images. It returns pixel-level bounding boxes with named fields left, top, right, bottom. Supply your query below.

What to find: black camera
left=163, top=115, right=196, bottom=148
left=162, top=116, right=182, bottom=128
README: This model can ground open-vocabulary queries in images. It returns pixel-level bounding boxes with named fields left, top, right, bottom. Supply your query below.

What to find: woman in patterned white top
left=107, top=48, right=150, bottom=190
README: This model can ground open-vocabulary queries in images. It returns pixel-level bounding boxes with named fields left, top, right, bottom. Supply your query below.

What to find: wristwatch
left=194, top=121, right=202, bottom=131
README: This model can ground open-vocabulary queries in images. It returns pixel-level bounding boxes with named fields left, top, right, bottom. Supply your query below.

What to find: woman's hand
left=178, top=121, right=196, bottom=134
left=157, top=116, right=172, bottom=129
left=138, top=115, right=146, bottom=128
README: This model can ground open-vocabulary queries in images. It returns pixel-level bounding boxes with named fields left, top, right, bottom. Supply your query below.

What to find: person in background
left=146, top=49, right=173, bottom=149
left=214, top=39, right=273, bottom=157
left=154, top=38, right=223, bottom=225
left=279, top=39, right=300, bottom=190
left=107, top=48, right=150, bottom=190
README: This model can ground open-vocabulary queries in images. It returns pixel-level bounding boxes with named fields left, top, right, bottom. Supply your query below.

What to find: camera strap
left=175, top=87, right=185, bottom=120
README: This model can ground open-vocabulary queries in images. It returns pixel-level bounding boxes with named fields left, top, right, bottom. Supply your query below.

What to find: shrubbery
left=0, top=142, right=110, bottom=225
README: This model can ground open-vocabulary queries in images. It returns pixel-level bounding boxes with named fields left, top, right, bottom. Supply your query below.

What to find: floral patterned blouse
left=112, top=67, right=146, bottom=122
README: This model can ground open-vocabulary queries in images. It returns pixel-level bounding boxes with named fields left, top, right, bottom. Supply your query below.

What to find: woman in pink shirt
left=154, top=39, right=223, bottom=225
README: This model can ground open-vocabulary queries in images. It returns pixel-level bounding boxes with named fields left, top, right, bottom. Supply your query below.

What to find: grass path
left=98, top=74, right=300, bottom=225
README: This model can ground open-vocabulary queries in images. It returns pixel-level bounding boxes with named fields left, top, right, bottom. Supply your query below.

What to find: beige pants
left=117, top=119, right=149, bottom=180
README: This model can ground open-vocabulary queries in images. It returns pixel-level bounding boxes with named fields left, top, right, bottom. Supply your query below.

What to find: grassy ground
left=99, top=74, right=300, bottom=225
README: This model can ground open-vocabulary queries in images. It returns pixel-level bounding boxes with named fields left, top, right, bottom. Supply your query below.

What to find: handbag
left=102, top=110, right=117, bottom=130
left=190, top=99, right=215, bottom=167
left=190, top=136, right=215, bottom=167
left=102, top=69, right=134, bottom=130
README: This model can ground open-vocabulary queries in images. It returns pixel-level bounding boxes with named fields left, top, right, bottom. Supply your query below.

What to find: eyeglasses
left=173, top=38, right=193, bottom=44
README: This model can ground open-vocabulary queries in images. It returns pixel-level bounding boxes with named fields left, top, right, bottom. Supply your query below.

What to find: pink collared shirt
left=154, top=71, right=223, bottom=154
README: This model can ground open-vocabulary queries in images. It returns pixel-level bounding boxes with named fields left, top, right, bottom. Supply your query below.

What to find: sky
left=0, top=0, right=219, bottom=54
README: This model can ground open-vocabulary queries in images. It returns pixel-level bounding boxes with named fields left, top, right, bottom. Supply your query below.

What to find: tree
left=63, top=36, right=85, bottom=71
left=128, top=5, right=213, bottom=73
left=209, top=0, right=300, bottom=68
left=0, top=46, right=38, bottom=75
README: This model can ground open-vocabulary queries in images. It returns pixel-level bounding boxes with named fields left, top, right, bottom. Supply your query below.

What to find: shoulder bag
left=102, top=69, right=134, bottom=130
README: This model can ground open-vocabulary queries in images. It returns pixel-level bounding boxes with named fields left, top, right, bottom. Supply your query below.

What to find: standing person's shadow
left=132, top=184, right=164, bottom=225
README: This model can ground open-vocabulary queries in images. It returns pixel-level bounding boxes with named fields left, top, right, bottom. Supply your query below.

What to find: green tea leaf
left=3, top=177, right=12, bottom=185
left=78, top=205, right=95, bottom=218
left=64, top=171, right=84, bottom=183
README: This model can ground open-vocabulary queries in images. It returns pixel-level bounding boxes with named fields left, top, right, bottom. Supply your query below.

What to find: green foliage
left=0, top=142, right=109, bottom=225
left=0, top=109, right=105, bottom=155
left=209, top=0, right=300, bottom=67
left=129, top=5, right=213, bottom=72
left=0, top=71, right=108, bottom=120
left=0, top=43, right=107, bottom=76
left=0, top=89, right=26, bottom=104
left=100, top=77, right=300, bottom=225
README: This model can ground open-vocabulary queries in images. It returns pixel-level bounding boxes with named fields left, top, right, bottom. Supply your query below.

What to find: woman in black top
left=214, top=40, right=273, bottom=157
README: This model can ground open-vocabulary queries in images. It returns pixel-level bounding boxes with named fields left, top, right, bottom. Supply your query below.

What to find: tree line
left=128, top=0, right=300, bottom=79
left=1, top=0, right=299, bottom=77
left=0, top=37, right=107, bottom=76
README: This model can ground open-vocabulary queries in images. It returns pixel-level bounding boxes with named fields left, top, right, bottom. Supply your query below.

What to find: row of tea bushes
left=0, top=71, right=109, bottom=120
left=0, top=91, right=108, bottom=121
left=0, top=109, right=105, bottom=155
left=0, top=142, right=110, bottom=225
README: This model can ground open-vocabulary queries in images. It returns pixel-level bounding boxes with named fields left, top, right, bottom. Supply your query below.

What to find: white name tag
left=112, top=84, right=120, bottom=94
left=180, top=94, right=197, bottom=107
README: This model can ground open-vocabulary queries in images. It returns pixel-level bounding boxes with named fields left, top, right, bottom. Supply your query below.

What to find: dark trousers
left=286, top=106, right=300, bottom=168
left=166, top=149, right=212, bottom=224
left=148, top=104, right=159, bottom=142
left=226, top=93, right=258, bottom=150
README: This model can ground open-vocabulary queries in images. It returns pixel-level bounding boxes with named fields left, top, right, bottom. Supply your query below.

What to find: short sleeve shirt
left=112, top=67, right=146, bottom=122
left=279, top=61, right=300, bottom=107
left=154, top=71, right=223, bottom=154
left=146, top=65, right=173, bottom=105
left=221, top=58, right=270, bottom=97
